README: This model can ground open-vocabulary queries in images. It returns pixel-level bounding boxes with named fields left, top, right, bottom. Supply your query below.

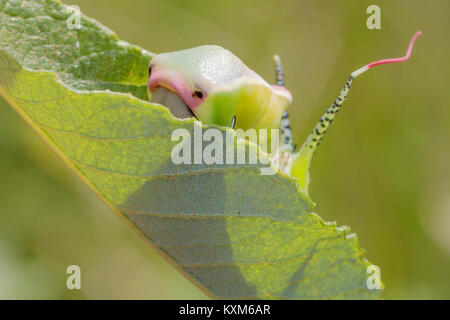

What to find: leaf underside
left=0, top=0, right=382, bottom=299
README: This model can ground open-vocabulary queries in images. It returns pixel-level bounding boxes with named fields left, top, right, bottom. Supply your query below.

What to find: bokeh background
left=0, top=0, right=449, bottom=299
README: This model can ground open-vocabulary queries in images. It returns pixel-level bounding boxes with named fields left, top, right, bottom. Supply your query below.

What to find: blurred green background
left=0, top=0, right=449, bottom=299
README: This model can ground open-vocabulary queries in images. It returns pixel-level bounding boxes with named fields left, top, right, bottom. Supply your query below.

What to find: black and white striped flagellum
left=274, top=55, right=295, bottom=151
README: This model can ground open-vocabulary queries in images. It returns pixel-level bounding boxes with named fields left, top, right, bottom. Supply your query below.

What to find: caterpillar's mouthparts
left=150, top=86, right=195, bottom=119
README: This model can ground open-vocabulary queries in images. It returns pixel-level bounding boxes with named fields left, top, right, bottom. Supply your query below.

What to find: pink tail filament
left=367, top=31, right=422, bottom=69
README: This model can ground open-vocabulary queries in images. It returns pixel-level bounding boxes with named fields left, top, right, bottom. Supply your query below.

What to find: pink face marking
left=148, top=66, right=207, bottom=111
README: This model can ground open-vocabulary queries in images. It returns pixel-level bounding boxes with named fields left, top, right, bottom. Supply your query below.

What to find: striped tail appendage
left=303, top=76, right=354, bottom=152
left=291, top=31, right=422, bottom=194
left=274, top=55, right=296, bottom=152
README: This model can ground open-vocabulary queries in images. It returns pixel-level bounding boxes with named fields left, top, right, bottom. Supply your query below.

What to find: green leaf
left=0, top=0, right=382, bottom=299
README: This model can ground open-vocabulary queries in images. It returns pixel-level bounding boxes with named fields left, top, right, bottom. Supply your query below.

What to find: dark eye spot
left=194, top=91, right=204, bottom=99
left=148, top=66, right=152, bottom=77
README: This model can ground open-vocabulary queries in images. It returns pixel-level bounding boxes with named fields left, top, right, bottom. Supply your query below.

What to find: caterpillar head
left=148, top=45, right=292, bottom=131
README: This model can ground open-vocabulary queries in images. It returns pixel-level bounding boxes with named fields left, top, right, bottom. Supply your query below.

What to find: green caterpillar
left=148, top=31, right=421, bottom=193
